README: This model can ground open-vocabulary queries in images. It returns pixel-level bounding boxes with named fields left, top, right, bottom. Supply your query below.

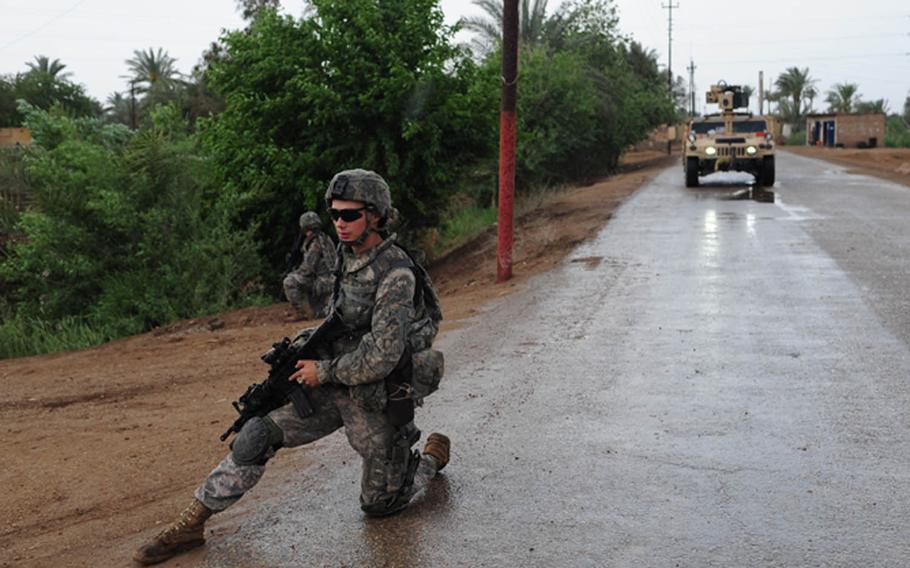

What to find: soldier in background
left=133, top=169, right=449, bottom=565
left=283, top=211, right=336, bottom=320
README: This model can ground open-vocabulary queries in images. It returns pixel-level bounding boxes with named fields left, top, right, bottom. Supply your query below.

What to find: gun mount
left=706, top=81, right=750, bottom=112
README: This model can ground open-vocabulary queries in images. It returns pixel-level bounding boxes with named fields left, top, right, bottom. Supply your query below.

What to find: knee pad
left=231, top=417, right=283, bottom=466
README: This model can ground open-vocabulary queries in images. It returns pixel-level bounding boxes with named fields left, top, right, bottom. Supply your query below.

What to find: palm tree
left=125, top=48, right=182, bottom=93
left=774, top=67, right=816, bottom=126
left=825, top=83, right=860, bottom=113
left=804, top=85, right=818, bottom=114
left=461, top=0, right=563, bottom=54
left=103, top=92, right=132, bottom=126
left=625, top=41, right=661, bottom=85
left=855, top=98, right=889, bottom=115
left=25, top=55, right=71, bottom=80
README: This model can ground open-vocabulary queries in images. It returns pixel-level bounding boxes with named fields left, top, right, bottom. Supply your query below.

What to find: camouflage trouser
left=282, top=272, right=333, bottom=314
left=195, top=385, right=438, bottom=513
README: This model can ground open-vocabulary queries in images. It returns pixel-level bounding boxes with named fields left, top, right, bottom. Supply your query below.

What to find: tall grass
left=0, top=315, right=113, bottom=359
left=432, top=203, right=498, bottom=257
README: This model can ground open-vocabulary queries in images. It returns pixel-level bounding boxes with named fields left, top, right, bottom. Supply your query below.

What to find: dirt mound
left=0, top=153, right=673, bottom=568
left=784, top=146, right=910, bottom=189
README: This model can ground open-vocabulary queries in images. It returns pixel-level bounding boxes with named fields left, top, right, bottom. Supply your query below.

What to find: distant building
left=0, top=128, right=31, bottom=147
left=805, top=113, right=885, bottom=148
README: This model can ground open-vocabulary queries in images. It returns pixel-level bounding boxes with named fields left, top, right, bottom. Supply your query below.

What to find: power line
left=687, top=58, right=696, bottom=116
left=677, top=12, right=908, bottom=32
left=702, top=52, right=909, bottom=65
left=0, top=0, right=90, bottom=51
left=661, top=1, right=679, bottom=90
left=689, top=32, right=908, bottom=48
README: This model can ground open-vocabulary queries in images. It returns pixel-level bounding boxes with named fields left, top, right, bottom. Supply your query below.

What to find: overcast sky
left=1, top=0, right=907, bottom=114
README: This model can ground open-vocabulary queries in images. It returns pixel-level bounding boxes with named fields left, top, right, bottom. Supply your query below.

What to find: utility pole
left=758, top=70, right=765, bottom=115
left=497, top=0, right=518, bottom=283
left=663, top=2, right=679, bottom=154
left=129, top=80, right=137, bottom=131
left=663, top=2, right=679, bottom=91
left=687, top=58, right=696, bottom=116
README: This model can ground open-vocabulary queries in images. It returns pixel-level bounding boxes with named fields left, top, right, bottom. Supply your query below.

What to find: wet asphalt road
left=196, top=151, right=910, bottom=567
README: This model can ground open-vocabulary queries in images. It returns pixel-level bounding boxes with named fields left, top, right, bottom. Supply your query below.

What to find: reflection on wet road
left=199, top=152, right=910, bottom=567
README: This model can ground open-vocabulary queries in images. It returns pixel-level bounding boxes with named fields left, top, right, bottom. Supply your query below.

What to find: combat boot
left=133, top=499, right=213, bottom=565
left=285, top=306, right=312, bottom=322
left=423, top=432, right=450, bottom=472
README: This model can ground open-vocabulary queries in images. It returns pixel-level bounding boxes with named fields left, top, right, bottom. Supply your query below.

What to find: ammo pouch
left=383, top=348, right=444, bottom=425
left=410, top=348, right=444, bottom=405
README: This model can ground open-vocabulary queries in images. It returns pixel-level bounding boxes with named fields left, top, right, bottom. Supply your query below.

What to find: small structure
left=0, top=128, right=31, bottom=147
left=806, top=113, right=885, bottom=148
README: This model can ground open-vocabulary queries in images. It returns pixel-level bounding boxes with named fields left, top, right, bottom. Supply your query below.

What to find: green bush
left=885, top=116, right=910, bottom=148
left=0, top=103, right=263, bottom=355
left=474, top=27, right=673, bottom=190
left=788, top=130, right=807, bottom=146
left=0, top=147, right=28, bottom=234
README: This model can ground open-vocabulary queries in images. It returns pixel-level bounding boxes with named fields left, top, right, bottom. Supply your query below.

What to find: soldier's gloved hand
left=290, top=359, right=321, bottom=387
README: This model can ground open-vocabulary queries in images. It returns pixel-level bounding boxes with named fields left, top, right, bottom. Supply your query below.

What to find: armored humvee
left=683, top=82, right=775, bottom=188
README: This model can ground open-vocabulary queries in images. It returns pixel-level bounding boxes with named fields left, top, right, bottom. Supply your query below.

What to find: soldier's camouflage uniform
left=197, top=235, right=440, bottom=513
left=283, top=230, right=337, bottom=316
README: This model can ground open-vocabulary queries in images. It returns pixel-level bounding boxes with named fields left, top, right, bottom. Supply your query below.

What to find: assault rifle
left=219, top=314, right=344, bottom=442
left=284, top=230, right=306, bottom=275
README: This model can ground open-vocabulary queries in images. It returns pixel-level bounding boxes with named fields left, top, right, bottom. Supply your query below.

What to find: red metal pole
left=497, top=0, right=518, bottom=283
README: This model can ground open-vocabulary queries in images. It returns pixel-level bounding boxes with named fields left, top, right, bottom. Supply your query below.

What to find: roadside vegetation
left=763, top=67, right=910, bottom=148
left=0, top=0, right=675, bottom=358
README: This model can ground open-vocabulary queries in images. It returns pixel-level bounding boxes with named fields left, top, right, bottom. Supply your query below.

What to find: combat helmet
left=299, top=211, right=321, bottom=230
left=324, top=169, right=392, bottom=224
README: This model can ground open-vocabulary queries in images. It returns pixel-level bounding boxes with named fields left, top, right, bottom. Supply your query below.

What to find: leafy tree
left=202, top=3, right=493, bottom=272
left=903, top=94, right=910, bottom=124
left=0, top=57, right=100, bottom=126
left=236, top=0, right=281, bottom=20
left=471, top=0, right=671, bottom=184
left=0, top=75, right=18, bottom=127
left=825, top=82, right=860, bottom=113
left=1, top=103, right=261, bottom=335
left=1, top=60, right=101, bottom=126
left=510, top=47, right=603, bottom=183
left=180, top=44, right=228, bottom=126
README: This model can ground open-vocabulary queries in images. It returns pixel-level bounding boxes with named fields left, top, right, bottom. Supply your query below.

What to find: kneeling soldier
left=283, top=211, right=336, bottom=320
left=134, top=169, right=449, bottom=565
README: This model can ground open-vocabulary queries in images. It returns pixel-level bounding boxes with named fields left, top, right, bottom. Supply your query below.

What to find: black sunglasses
left=329, top=207, right=367, bottom=222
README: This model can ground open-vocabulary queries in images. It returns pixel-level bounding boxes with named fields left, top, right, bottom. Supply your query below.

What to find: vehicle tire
left=685, top=157, right=700, bottom=187
left=758, top=156, right=775, bottom=187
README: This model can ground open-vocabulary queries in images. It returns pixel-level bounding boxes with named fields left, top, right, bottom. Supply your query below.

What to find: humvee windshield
left=691, top=122, right=725, bottom=134
left=732, top=120, right=767, bottom=133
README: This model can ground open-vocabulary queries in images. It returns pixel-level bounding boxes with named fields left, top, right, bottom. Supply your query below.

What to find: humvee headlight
left=687, top=132, right=696, bottom=143
left=746, top=145, right=757, bottom=155
left=705, top=146, right=717, bottom=156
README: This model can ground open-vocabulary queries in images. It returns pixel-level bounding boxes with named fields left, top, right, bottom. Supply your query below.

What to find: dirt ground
left=0, top=152, right=673, bottom=568
left=784, top=146, right=910, bottom=189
